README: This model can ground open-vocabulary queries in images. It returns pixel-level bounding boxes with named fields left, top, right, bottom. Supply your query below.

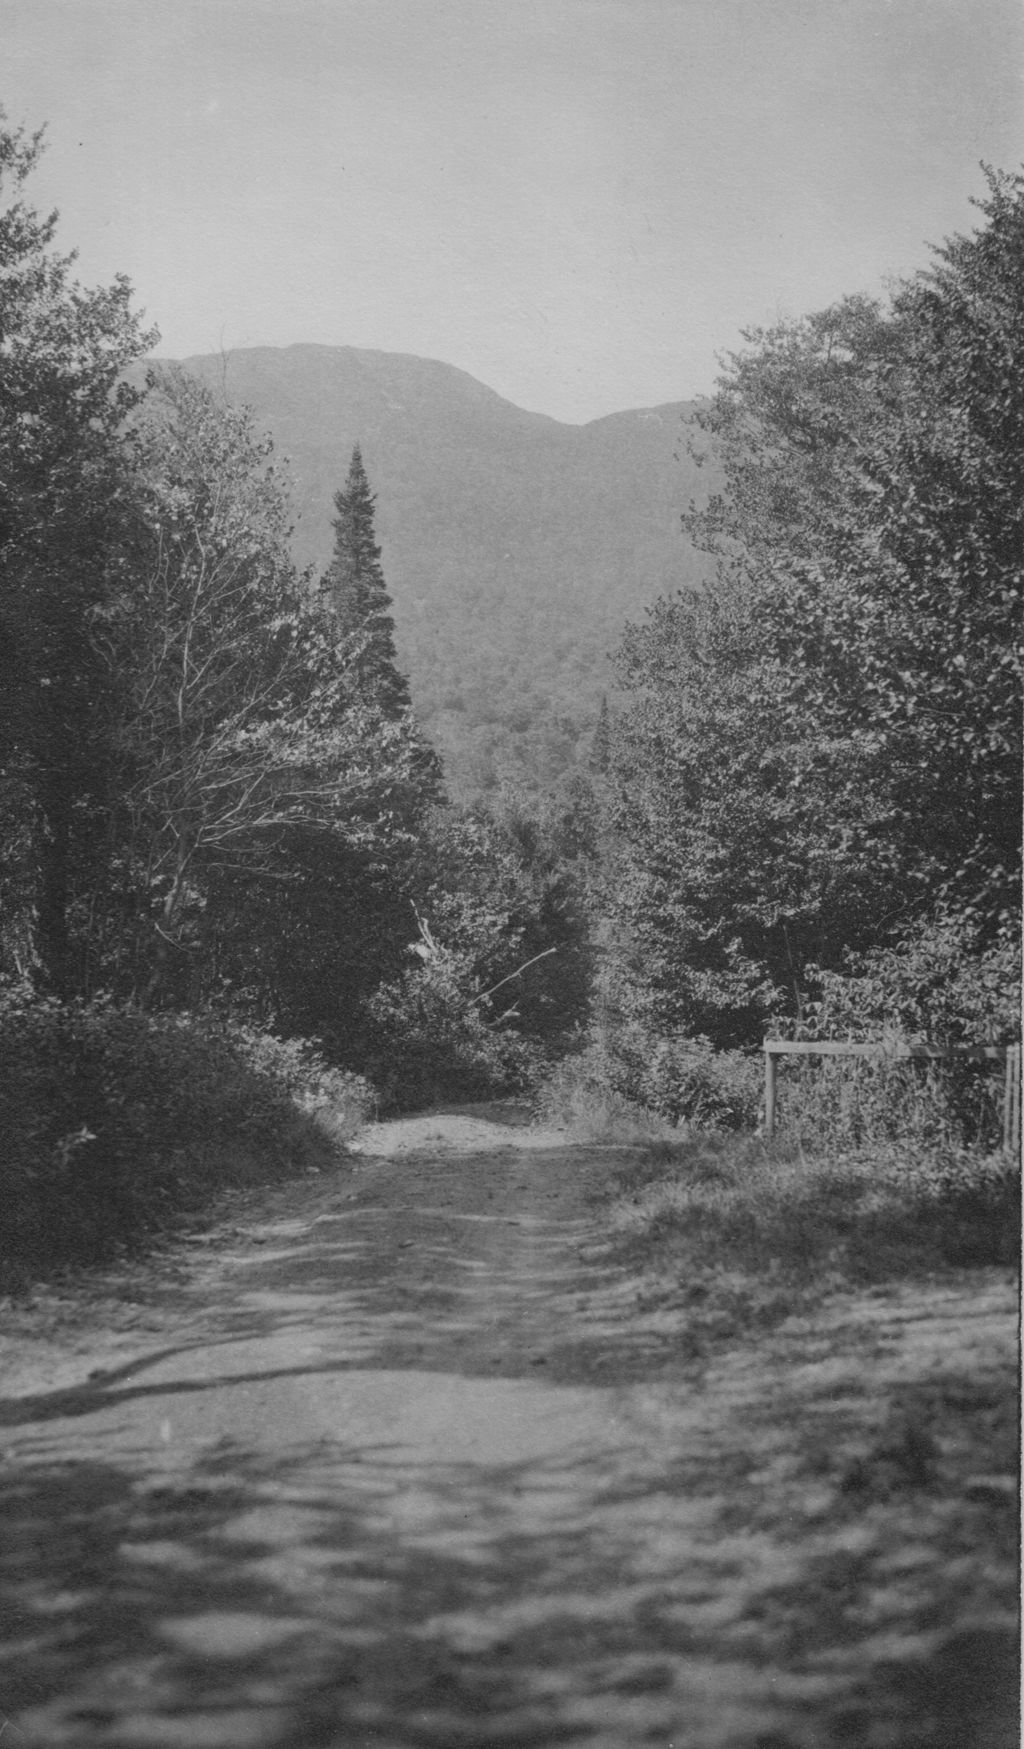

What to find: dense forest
left=1, top=107, right=1020, bottom=1270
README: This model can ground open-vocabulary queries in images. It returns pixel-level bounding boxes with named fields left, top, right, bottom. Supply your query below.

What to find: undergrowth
left=604, top=1133, right=1020, bottom=1347
left=536, top=1031, right=762, bottom=1134
left=0, top=993, right=372, bottom=1277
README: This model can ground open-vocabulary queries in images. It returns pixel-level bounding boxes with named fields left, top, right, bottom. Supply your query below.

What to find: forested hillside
left=168, top=345, right=715, bottom=794
left=2, top=105, right=1020, bottom=1293
left=3, top=72, right=1019, bottom=1746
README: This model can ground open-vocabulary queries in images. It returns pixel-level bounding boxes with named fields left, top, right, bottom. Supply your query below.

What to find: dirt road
left=0, top=1110, right=1017, bottom=1748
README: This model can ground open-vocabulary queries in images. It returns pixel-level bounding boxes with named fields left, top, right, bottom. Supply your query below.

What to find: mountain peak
left=160, top=344, right=713, bottom=795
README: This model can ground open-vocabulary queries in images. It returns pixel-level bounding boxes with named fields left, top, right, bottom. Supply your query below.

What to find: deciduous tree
left=108, top=370, right=435, bottom=1013
left=0, top=112, right=155, bottom=993
left=610, top=170, right=1023, bottom=1045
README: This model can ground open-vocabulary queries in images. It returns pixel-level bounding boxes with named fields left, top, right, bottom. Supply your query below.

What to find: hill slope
left=170, top=345, right=714, bottom=795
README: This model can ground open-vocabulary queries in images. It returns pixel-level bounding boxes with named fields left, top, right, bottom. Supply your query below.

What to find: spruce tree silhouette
left=322, top=446, right=412, bottom=721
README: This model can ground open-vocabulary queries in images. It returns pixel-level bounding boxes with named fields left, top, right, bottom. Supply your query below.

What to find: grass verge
left=600, top=1133, right=1020, bottom=1349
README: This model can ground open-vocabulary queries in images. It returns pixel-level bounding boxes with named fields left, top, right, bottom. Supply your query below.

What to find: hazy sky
left=4, top=0, right=1022, bottom=421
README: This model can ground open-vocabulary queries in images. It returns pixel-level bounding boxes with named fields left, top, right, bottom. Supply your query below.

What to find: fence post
left=764, top=1046, right=777, bottom=1141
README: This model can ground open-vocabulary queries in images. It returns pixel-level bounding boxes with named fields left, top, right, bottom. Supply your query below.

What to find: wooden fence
left=762, top=1038, right=1022, bottom=1155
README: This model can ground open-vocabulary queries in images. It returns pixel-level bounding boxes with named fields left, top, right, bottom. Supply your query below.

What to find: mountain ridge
left=158, top=344, right=715, bottom=794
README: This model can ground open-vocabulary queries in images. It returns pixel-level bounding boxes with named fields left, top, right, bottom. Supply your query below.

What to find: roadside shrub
left=534, top=1041, right=673, bottom=1141
left=775, top=910, right=1022, bottom=1151
left=619, top=1030, right=762, bottom=1129
left=366, top=952, right=541, bottom=1113
left=222, top=1024, right=373, bottom=1144
left=767, top=1052, right=1007, bottom=1153
left=0, top=994, right=368, bottom=1270
left=539, top=1025, right=762, bottom=1134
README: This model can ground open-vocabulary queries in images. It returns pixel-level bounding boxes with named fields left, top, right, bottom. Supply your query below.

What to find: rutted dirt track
left=0, top=1110, right=1017, bottom=1748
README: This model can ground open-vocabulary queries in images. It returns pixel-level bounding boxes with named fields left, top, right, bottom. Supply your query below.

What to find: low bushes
left=533, top=1041, right=675, bottom=1141
left=536, top=1029, right=762, bottom=1135
left=547, top=1026, right=1012, bottom=1153
left=549, top=934, right=1018, bottom=1343
left=224, top=1024, right=373, bottom=1147
left=543, top=908, right=1019, bottom=1150
left=774, top=912, right=1021, bottom=1154
left=366, top=951, right=542, bottom=1113
left=0, top=993, right=372, bottom=1272
left=767, top=1051, right=1009, bottom=1154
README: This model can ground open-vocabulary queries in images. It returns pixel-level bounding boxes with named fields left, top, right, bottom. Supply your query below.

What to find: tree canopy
left=0, top=112, right=155, bottom=993
left=0, top=119, right=444, bottom=1042
left=608, top=170, right=1023, bottom=1046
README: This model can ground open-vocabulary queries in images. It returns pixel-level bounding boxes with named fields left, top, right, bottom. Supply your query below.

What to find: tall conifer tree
left=322, top=446, right=411, bottom=720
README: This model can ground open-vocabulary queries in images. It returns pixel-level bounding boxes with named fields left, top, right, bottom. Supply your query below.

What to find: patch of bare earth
left=0, top=1106, right=1017, bottom=1747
